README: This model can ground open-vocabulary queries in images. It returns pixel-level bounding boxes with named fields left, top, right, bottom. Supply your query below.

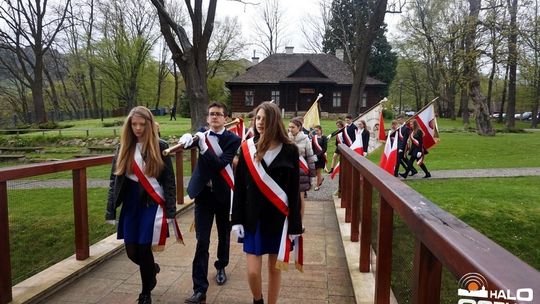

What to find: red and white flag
left=414, top=103, right=439, bottom=150
left=227, top=117, right=245, bottom=141
left=378, top=111, right=386, bottom=141
left=353, top=102, right=384, bottom=153
left=350, top=129, right=365, bottom=155
left=379, top=131, right=398, bottom=175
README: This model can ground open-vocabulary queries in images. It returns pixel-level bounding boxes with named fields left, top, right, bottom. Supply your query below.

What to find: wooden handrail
left=0, top=150, right=197, bottom=304
left=337, top=143, right=540, bottom=304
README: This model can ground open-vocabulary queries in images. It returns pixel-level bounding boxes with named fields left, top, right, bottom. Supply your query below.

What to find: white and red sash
left=299, top=155, right=309, bottom=174
left=205, top=132, right=235, bottom=214
left=311, top=135, right=322, bottom=154
left=132, top=146, right=183, bottom=251
left=241, top=138, right=303, bottom=271
left=342, top=127, right=352, bottom=146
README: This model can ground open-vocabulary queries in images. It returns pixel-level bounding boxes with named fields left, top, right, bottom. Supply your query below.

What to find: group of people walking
left=105, top=103, right=430, bottom=304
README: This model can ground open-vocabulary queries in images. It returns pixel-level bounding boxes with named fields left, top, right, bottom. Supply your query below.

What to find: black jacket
left=231, top=141, right=302, bottom=236
left=106, top=140, right=176, bottom=220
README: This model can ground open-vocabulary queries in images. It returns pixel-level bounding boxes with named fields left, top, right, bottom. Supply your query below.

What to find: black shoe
left=399, top=173, right=408, bottom=179
left=185, top=292, right=206, bottom=304
left=138, top=293, right=152, bottom=304
left=328, top=168, right=333, bottom=174
left=423, top=173, right=431, bottom=178
left=253, top=297, right=264, bottom=304
left=216, top=268, right=227, bottom=285
left=410, top=171, right=418, bottom=176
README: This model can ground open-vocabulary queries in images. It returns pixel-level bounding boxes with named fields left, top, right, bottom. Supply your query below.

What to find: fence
left=0, top=148, right=197, bottom=304
left=337, top=143, right=540, bottom=304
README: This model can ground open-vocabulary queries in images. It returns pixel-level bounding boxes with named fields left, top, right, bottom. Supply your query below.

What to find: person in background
left=288, top=117, right=316, bottom=226
left=311, top=125, right=327, bottom=191
left=106, top=106, right=176, bottom=304
left=327, top=120, right=345, bottom=174
left=401, top=119, right=431, bottom=179
left=231, top=102, right=302, bottom=304
left=357, top=120, right=370, bottom=155
left=170, top=104, right=177, bottom=121
left=177, top=102, right=241, bottom=304
left=394, top=114, right=417, bottom=177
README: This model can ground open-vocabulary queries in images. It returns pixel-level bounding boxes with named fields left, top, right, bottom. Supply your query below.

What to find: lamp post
left=100, top=78, right=104, bottom=122
left=399, top=79, right=403, bottom=114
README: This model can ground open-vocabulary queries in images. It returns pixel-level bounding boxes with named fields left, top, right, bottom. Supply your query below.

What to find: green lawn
left=8, top=187, right=115, bottom=284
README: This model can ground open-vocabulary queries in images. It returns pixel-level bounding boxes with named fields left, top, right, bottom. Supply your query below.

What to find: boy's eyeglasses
left=208, top=112, right=224, bottom=117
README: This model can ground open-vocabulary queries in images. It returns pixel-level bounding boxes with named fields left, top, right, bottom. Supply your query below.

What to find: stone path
left=7, top=167, right=540, bottom=190
left=41, top=198, right=356, bottom=304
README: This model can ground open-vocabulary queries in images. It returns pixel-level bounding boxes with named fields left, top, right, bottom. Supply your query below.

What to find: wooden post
left=72, top=169, right=89, bottom=260
left=374, top=196, right=393, bottom=304
left=412, top=239, right=442, bottom=304
left=176, top=150, right=184, bottom=204
left=0, top=181, right=12, bottom=303
left=359, top=177, right=372, bottom=272
left=350, top=170, right=360, bottom=242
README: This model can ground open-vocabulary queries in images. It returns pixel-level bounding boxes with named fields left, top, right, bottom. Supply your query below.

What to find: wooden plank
left=374, top=196, right=393, bottom=304
left=176, top=150, right=184, bottom=204
left=0, top=181, right=12, bottom=304
left=412, top=239, right=442, bottom=304
left=359, top=176, right=372, bottom=272
left=72, top=169, right=89, bottom=260
left=350, top=169, right=360, bottom=242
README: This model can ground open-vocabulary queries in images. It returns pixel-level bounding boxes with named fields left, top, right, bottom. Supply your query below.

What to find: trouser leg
left=214, top=200, right=230, bottom=270
left=192, top=193, right=214, bottom=293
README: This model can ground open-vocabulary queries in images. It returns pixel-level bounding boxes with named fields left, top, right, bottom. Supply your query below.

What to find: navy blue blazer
left=397, top=124, right=411, bottom=151
left=187, top=130, right=241, bottom=202
left=345, top=123, right=357, bottom=145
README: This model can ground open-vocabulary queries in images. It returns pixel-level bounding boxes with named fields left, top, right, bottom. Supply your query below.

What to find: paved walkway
left=7, top=167, right=540, bottom=190
left=41, top=196, right=356, bottom=304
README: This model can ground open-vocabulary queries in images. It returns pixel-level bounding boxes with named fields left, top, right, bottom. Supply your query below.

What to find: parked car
left=522, top=112, right=533, bottom=120
left=405, top=111, right=415, bottom=116
left=515, top=113, right=522, bottom=120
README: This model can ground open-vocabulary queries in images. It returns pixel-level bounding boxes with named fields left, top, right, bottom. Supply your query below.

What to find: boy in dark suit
left=393, top=114, right=417, bottom=177
left=177, top=102, right=241, bottom=304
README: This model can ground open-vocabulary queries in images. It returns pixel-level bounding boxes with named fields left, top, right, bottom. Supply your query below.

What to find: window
left=332, top=91, right=341, bottom=107
left=271, top=90, right=280, bottom=105
left=245, top=90, right=254, bottom=106
left=362, top=92, right=367, bottom=107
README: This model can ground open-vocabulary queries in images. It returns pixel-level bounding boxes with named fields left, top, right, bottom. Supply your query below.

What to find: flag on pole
left=414, top=103, right=439, bottom=150
left=303, top=98, right=320, bottom=130
left=349, top=130, right=364, bottom=155
left=379, top=131, right=398, bottom=174
left=353, top=102, right=384, bottom=153
left=227, top=117, right=245, bottom=140
left=378, top=111, right=386, bottom=141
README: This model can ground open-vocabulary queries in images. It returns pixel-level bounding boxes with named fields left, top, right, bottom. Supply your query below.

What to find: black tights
left=125, top=244, right=157, bottom=295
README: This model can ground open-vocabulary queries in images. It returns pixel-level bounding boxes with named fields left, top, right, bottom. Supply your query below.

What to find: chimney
left=251, top=50, right=259, bottom=64
left=335, top=49, right=344, bottom=61
left=285, top=46, right=294, bottom=54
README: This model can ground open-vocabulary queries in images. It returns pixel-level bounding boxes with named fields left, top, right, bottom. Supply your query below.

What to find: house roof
left=226, top=53, right=386, bottom=86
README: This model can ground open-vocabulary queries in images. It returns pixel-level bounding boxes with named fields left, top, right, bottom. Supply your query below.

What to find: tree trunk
left=43, top=67, right=61, bottom=115
left=499, top=64, right=509, bottom=123
left=347, top=0, right=387, bottom=116
left=460, top=85, right=469, bottom=128
left=179, top=55, right=209, bottom=129
left=466, top=0, right=494, bottom=136
left=32, top=51, right=47, bottom=123
left=505, top=0, right=518, bottom=129
left=173, top=63, right=180, bottom=110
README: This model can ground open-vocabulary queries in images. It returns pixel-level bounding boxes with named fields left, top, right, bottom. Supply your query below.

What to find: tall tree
left=300, top=0, right=332, bottom=53
left=0, top=0, right=70, bottom=123
left=464, top=0, right=494, bottom=135
left=150, top=0, right=218, bottom=129
left=252, top=0, right=288, bottom=57
left=95, top=0, right=156, bottom=113
left=505, top=0, right=518, bottom=129
left=207, top=17, right=247, bottom=79
left=322, top=0, right=390, bottom=115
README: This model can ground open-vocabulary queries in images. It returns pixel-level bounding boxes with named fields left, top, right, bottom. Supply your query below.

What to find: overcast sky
left=213, top=0, right=401, bottom=60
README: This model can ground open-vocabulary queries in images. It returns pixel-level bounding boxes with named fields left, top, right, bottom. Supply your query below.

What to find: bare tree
left=207, top=16, right=248, bottom=78
left=251, top=0, right=288, bottom=57
left=300, top=0, right=332, bottom=53
left=505, top=0, right=518, bottom=129
left=150, top=0, right=218, bottom=129
left=0, top=0, right=71, bottom=123
left=521, top=0, right=540, bottom=128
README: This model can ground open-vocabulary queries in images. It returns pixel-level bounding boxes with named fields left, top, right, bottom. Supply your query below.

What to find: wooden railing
left=0, top=149, right=197, bottom=304
left=337, top=143, right=540, bottom=304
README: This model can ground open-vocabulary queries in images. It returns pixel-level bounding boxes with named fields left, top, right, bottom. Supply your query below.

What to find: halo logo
left=457, top=272, right=534, bottom=304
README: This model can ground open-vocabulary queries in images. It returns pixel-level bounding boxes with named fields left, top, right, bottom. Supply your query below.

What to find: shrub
left=102, top=120, right=124, bottom=127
